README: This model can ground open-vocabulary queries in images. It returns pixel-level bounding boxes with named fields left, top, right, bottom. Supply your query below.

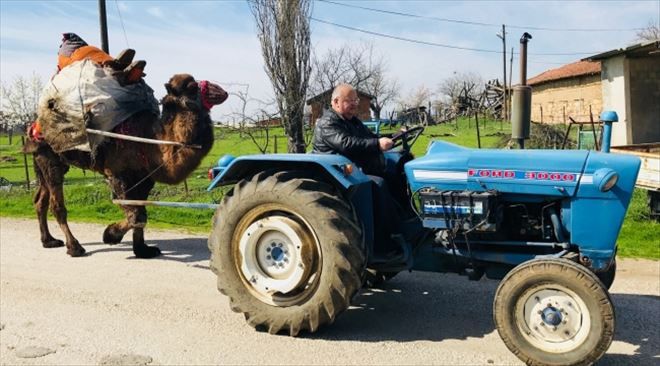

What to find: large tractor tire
left=209, top=171, right=364, bottom=336
left=493, top=258, right=614, bottom=366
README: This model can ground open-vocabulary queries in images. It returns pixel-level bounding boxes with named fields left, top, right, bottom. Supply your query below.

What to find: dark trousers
left=368, top=175, right=401, bottom=252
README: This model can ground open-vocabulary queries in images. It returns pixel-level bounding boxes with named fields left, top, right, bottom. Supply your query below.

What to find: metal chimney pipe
left=511, top=32, right=533, bottom=149
left=519, top=32, right=532, bottom=86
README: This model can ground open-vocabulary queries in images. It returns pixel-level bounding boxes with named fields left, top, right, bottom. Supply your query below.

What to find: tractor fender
left=207, top=153, right=372, bottom=191
left=207, top=154, right=377, bottom=253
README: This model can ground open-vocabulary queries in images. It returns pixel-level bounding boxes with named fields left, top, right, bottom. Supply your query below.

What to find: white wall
left=600, top=55, right=631, bottom=146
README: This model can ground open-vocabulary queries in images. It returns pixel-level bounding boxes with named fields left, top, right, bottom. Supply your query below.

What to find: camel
left=26, top=74, right=227, bottom=258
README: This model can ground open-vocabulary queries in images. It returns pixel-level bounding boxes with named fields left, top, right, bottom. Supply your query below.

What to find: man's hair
left=331, top=83, right=354, bottom=102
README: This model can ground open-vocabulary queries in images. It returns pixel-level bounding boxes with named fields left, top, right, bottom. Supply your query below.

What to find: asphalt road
left=0, top=217, right=658, bottom=365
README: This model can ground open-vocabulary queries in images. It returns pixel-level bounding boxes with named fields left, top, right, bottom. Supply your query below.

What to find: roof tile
left=528, top=60, right=601, bottom=86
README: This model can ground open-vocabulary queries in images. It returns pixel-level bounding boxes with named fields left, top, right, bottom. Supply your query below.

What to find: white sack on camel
left=38, top=59, right=159, bottom=153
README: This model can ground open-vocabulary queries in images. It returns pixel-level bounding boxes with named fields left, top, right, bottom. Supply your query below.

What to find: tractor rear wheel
left=493, top=258, right=614, bottom=366
left=209, top=171, right=364, bottom=336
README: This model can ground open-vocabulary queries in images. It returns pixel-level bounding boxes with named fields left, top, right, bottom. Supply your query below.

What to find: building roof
left=306, top=88, right=375, bottom=105
left=527, top=60, right=601, bottom=86
left=583, top=40, right=660, bottom=61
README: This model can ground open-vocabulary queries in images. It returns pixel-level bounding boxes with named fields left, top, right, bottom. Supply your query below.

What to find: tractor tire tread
left=493, top=258, right=614, bottom=366
left=209, top=172, right=363, bottom=336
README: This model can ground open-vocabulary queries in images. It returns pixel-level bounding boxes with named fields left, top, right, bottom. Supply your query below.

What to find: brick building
left=527, top=60, right=602, bottom=124
left=306, top=89, right=374, bottom=125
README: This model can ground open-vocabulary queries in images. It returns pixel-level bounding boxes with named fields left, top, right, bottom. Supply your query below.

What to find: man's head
left=331, top=83, right=360, bottom=120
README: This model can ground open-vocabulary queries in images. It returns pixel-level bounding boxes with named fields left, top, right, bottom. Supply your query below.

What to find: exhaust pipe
left=511, top=32, right=533, bottom=149
left=599, top=111, right=618, bottom=153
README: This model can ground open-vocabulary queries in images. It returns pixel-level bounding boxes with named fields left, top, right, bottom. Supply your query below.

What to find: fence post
left=21, top=136, right=30, bottom=190
left=475, top=111, right=482, bottom=149
left=274, top=135, right=278, bottom=154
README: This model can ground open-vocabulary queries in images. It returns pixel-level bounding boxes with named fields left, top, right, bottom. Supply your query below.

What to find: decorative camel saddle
left=38, top=59, right=160, bottom=153
left=35, top=33, right=159, bottom=153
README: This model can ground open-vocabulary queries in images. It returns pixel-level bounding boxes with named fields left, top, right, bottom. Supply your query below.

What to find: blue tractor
left=207, top=113, right=640, bottom=366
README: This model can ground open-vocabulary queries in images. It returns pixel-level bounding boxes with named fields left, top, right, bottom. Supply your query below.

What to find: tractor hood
left=406, top=140, right=589, bottom=197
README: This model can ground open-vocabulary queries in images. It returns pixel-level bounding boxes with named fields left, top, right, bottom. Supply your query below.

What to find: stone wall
left=530, top=74, right=602, bottom=124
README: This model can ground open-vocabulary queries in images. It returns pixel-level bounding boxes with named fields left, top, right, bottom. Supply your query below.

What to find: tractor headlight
left=594, top=168, right=619, bottom=192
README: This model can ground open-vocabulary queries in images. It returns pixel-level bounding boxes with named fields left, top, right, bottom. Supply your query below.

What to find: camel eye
left=186, top=81, right=199, bottom=93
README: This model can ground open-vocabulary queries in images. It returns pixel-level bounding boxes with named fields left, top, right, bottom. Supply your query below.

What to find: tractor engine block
left=418, top=189, right=499, bottom=232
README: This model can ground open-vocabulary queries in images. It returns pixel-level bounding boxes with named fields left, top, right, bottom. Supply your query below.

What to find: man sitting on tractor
left=312, top=83, right=406, bottom=256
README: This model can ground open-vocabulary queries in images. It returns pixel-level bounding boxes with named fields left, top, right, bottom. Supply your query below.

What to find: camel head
left=162, top=74, right=228, bottom=112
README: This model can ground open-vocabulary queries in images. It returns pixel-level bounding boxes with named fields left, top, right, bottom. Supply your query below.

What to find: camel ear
left=164, top=83, right=173, bottom=95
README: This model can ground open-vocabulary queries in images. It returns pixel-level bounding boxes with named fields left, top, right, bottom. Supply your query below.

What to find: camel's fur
left=27, top=74, right=225, bottom=258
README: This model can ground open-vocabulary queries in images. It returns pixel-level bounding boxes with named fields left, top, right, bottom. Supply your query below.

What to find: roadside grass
left=617, top=189, right=660, bottom=259
left=1, top=118, right=657, bottom=259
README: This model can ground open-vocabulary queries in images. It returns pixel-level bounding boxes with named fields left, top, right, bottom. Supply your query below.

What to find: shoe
left=115, top=49, right=135, bottom=67
left=123, top=60, right=146, bottom=84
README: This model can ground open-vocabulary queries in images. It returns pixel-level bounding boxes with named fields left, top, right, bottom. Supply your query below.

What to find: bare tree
left=402, top=85, right=432, bottom=108
left=227, top=88, right=278, bottom=154
left=250, top=0, right=312, bottom=153
left=1, top=73, right=43, bottom=142
left=437, top=71, right=483, bottom=104
left=364, top=61, right=398, bottom=120
left=309, top=46, right=351, bottom=98
left=636, top=20, right=660, bottom=41
left=310, top=41, right=398, bottom=119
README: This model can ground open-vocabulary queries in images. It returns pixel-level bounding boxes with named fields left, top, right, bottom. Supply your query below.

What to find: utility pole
left=497, top=24, right=507, bottom=124
left=509, top=46, right=513, bottom=120
left=99, top=0, right=109, bottom=53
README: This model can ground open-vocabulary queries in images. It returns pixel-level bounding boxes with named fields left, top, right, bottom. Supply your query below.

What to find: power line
left=311, top=17, right=603, bottom=56
left=312, top=17, right=500, bottom=53
left=318, top=0, right=645, bottom=32
left=114, top=0, right=130, bottom=48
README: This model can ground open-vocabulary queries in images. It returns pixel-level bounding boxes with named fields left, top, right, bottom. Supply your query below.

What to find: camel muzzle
left=200, top=81, right=228, bottom=110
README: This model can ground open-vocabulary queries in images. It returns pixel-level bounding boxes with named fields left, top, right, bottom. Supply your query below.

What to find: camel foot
left=103, top=224, right=126, bottom=245
left=66, top=242, right=86, bottom=257
left=42, top=239, right=64, bottom=248
left=133, top=244, right=161, bottom=259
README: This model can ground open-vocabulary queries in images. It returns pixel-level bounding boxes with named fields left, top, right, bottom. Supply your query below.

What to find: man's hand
left=379, top=137, right=394, bottom=151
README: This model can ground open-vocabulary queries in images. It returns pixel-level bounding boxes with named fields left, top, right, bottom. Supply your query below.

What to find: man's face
left=332, top=89, right=360, bottom=120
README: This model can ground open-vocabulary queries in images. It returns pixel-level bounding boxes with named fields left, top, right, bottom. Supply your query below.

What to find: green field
left=1, top=118, right=657, bottom=259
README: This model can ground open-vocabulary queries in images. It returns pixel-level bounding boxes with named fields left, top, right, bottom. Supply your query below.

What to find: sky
left=1, top=0, right=658, bottom=121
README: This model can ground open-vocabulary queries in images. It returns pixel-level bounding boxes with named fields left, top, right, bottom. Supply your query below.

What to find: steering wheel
left=390, top=125, right=424, bottom=152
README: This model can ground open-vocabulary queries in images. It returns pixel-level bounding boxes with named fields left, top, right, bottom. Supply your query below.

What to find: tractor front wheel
left=209, top=171, right=364, bottom=336
left=493, top=258, right=614, bottom=366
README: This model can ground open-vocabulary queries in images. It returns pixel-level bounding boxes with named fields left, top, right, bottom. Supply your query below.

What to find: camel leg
left=102, top=176, right=132, bottom=244
left=103, top=221, right=131, bottom=244
left=32, top=149, right=70, bottom=250
left=127, top=177, right=159, bottom=258
left=127, top=206, right=160, bottom=259
left=48, top=183, right=85, bottom=257
left=107, top=174, right=160, bottom=258
left=34, top=181, right=63, bottom=248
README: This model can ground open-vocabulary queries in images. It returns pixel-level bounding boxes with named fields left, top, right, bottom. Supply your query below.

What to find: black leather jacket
left=312, top=109, right=383, bottom=174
